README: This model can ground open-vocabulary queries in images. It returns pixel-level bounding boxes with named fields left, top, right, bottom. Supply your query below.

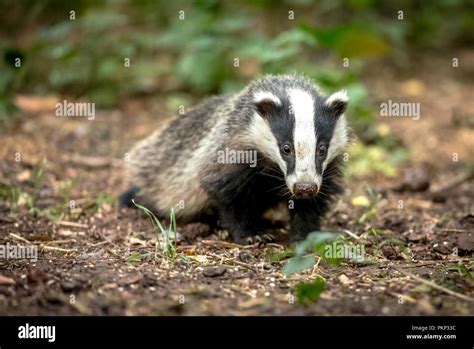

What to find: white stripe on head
left=286, top=88, right=318, bottom=191
left=247, top=112, right=287, bottom=174
left=253, top=91, right=282, bottom=106
left=323, top=90, right=349, bottom=170
left=323, top=115, right=348, bottom=170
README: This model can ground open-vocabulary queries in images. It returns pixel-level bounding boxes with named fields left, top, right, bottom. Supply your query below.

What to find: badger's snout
left=293, top=182, right=318, bottom=198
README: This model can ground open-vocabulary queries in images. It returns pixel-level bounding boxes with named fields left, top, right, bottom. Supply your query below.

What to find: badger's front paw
left=239, top=233, right=275, bottom=246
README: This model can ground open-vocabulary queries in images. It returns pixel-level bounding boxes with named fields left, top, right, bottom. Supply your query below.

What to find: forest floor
left=0, top=55, right=473, bottom=315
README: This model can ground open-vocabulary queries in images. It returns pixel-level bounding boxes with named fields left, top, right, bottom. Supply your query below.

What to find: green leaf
left=295, top=277, right=326, bottom=304
left=284, top=255, right=315, bottom=275
left=264, top=248, right=294, bottom=263
left=449, top=263, right=474, bottom=282
left=298, top=22, right=390, bottom=58
left=294, top=231, right=339, bottom=256
left=336, top=30, right=391, bottom=58
left=126, top=251, right=145, bottom=266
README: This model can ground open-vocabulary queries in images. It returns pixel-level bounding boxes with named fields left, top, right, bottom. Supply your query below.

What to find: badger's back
left=126, top=94, right=232, bottom=220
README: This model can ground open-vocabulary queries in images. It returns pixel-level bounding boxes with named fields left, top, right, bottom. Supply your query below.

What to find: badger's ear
left=326, top=90, right=348, bottom=116
left=253, top=92, right=281, bottom=118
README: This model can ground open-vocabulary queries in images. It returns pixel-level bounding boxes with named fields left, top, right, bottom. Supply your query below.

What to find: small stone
left=203, top=266, right=227, bottom=277
left=60, top=280, right=79, bottom=292
left=457, top=233, right=474, bottom=253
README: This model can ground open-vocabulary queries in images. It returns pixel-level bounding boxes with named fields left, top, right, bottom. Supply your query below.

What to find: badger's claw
left=261, top=233, right=275, bottom=242
left=242, top=233, right=275, bottom=245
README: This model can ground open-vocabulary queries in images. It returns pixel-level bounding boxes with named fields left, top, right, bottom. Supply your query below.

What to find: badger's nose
left=293, top=182, right=318, bottom=197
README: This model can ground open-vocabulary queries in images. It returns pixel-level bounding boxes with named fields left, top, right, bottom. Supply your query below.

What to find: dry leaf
left=14, top=95, right=59, bottom=114
left=339, top=274, right=353, bottom=285
left=351, top=195, right=370, bottom=207
left=129, top=237, right=147, bottom=247
left=16, top=170, right=31, bottom=182
left=0, top=275, right=15, bottom=286
left=401, top=79, right=425, bottom=97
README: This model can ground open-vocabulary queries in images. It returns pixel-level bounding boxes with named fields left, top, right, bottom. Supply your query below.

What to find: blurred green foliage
left=1, top=0, right=472, bottom=134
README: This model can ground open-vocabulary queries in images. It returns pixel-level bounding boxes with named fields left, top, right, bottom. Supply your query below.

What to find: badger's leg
left=217, top=207, right=257, bottom=244
left=209, top=180, right=274, bottom=244
left=214, top=190, right=269, bottom=244
left=204, top=165, right=280, bottom=244
left=288, top=199, right=324, bottom=242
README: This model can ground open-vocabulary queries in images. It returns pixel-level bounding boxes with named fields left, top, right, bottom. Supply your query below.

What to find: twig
left=396, top=258, right=473, bottom=268
left=200, top=240, right=241, bottom=249
left=388, top=292, right=417, bottom=303
left=440, top=228, right=469, bottom=233
left=430, top=170, right=474, bottom=195
left=45, top=239, right=76, bottom=245
left=9, top=233, right=31, bottom=244
left=41, top=245, right=76, bottom=253
left=89, top=240, right=111, bottom=247
left=231, top=260, right=258, bottom=273
left=266, top=243, right=286, bottom=249
left=343, top=229, right=360, bottom=240
left=393, top=267, right=474, bottom=302
left=315, top=256, right=322, bottom=269
left=206, top=251, right=258, bottom=272
left=56, top=220, right=88, bottom=228
left=311, top=256, right=322, bottom=275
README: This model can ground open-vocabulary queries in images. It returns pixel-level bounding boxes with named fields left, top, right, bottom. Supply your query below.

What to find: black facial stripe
left=264, top=94, right=295, bottom=175
left=313, top=95, right=338, bottom=173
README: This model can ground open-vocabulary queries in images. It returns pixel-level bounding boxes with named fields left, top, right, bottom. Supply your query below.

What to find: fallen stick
left=200, top=240, right=241, bottom=249
left=231, top=260, right=258, bottom=273
left=395, top=258, right=474, bottom=268
left=44, top=239, right=76, bottom=245
left=388, top=292, right=417, bottom=303
left=9, top=233, right=31, bottom=244
left=41, top=245, right=76, bottom=253
left=343, top=229, right=360, bottom=240
left=430, top=170, right=474, bottom=196
left=56, top=220, right=88, bottom=228
left=393, top=267, right=473, bottom=302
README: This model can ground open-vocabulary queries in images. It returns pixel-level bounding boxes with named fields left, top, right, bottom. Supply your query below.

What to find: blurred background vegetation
left=1, top=0, right=472, bottom=174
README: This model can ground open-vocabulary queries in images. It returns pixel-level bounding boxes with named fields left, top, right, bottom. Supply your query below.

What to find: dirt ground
left=0, top=54, right=473, bottom=316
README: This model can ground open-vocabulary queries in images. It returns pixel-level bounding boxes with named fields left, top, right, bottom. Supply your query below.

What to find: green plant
left=448, top=262, right=474, bottom=282
left=356, top=186, right=382, bottom=224
left=294, top=276, right=326, bottom=304
left=284, top=232, right=340, bottom=275
left=126, top=251, right=148, bottom=267
left=59, top=176, right=79, bottom=204
left=264, top=247, right=294, bottom=263
left=94, top=193, right=117, bottom=211
left=132, top=199, right=177, bottom=259
left=284, top=230, right=369, bottom=275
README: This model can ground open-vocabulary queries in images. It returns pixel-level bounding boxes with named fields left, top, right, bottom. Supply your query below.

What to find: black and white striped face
left=249, top=86, right=349, bottom=199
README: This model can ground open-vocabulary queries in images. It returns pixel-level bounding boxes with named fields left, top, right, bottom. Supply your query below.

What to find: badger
left=121, top=74, right=349, bottom=244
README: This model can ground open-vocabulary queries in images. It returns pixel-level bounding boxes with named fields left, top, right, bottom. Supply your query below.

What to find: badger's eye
left=282, top=144, right=292, bottom=155
left=318, top=145, right=327, bottom=157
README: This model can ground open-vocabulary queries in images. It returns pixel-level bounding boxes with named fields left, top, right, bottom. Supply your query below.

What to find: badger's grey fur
left=122, top=74, right=349, bottom=243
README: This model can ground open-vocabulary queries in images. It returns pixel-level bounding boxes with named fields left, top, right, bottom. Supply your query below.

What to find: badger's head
left=246, top=75, right=349, bottom=199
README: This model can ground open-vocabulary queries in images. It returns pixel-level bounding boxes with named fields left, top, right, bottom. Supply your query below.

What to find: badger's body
left=122, top=74, right=349, bottom=243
